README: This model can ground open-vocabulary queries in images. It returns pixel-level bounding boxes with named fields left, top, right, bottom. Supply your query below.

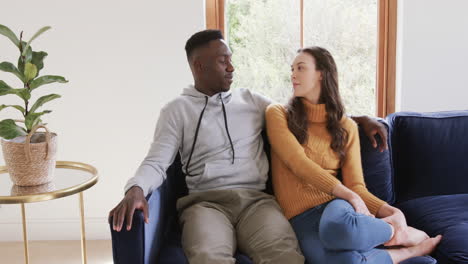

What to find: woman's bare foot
left=385, top=226, right=430, bottom=247
left=386, top=235, right=442, bottom=264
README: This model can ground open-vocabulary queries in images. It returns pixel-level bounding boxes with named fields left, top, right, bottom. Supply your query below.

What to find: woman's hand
left=381, top=208, right=408, bottom=246
left=375, top=204, right=429, bottom=247
left=381, top=208, right=407, bottom=229
left=348, top=195, right=374, bottom=217
left=332, top=183, right=373, bottom=217
left=377, top=204, right=407, bottom=229
left=384, top=210, right=432, bottom=248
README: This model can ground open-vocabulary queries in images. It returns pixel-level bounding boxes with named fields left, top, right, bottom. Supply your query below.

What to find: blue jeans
left=290, top=199, right=393, bottom=264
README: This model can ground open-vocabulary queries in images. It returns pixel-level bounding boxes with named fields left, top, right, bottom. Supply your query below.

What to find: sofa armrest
left=110, top=185, right=165, bottom=264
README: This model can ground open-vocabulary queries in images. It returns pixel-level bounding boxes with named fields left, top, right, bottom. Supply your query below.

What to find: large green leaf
left=30, top=75, right=68, bottom=90
left=0, top=62, right=24, bottom=82
left=25, top=110, right=51, bottom=131
left=29, top=94, right=61, bottom=113
left=18, top=57, right=25, bottom=75
left=22, top=26, right=51, bottom=57
left=17, top=41, right=34, bottom=73
left=0, top=24, right=20, bottom=47
left=0, top=119, right=27, bottom=140
left=0, top=104, right=25, bottom=114
left=31, top=51, right=47, bottom=73
left=21, top=41, right=32, bottom=62
left=15, top=88, right=31, bottom=101
left=24, top=63, right=37, bottom=83
left=0, top=83, right=28, bottom=100
left=0, top=82, right=32, bottom=104
left=0, top=80, right=11, bottom=89
left=0, top=81, right=15, bottom=96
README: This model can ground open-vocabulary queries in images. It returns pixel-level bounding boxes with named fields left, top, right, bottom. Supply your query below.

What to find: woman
left=265, top=46, right=441, bottom=263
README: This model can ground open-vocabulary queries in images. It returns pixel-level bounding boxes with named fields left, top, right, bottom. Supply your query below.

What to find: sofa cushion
left=396, top=194, right=468, bottom=264
left=401, top=256, right=437, bottom=264
left=387, top=111, right=468, bottom=203
left=358, top=120, right=395, bottom=204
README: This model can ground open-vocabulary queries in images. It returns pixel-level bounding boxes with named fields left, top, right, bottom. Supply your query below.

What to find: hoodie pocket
left=195, top=159, right=264, bottom=190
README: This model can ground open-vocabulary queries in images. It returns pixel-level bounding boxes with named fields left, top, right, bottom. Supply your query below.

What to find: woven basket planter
left=10, top=181, right=56, bottom=196
left=1, top=125, right=57, bottom=186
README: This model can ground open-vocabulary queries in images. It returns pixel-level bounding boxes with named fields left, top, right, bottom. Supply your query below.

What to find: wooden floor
left=0, top=240, right=112, bottom=264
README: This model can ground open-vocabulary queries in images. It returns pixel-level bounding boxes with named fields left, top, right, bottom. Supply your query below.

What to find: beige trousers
left=176, top=188, right=305, bottom=264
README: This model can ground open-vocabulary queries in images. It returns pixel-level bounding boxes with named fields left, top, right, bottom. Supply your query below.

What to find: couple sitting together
left=109, top=29, right=441, bottom=264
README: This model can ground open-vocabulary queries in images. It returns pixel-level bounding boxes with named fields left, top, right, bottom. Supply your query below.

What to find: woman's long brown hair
left=286, top=46, right=348, bottom=165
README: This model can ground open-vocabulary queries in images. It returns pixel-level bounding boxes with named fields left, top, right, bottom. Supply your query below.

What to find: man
left=109, top=29, right=388, bottom=263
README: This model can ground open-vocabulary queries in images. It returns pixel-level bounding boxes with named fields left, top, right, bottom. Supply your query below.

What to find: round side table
left=0, top=161, right=98, bottom=264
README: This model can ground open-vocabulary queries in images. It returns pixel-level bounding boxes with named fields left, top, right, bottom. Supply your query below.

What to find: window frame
left=206, top=0, right=397, bottom=117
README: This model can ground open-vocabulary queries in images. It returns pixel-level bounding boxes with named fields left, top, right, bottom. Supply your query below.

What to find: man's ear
left=193, top=58, right=203, bottom=73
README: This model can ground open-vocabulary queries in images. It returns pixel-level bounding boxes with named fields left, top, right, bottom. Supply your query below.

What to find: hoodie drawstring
left=220, top=95, right=235, bottom=164
left=185, top=94, right=236, bottom=177
left=185, top=96, right=208, bottom=176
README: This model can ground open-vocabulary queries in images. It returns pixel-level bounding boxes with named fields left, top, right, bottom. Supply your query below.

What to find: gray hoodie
left=124, top=85, right=273, bottom=196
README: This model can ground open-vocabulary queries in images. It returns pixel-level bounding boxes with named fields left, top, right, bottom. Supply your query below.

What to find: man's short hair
left=185, top=29, right=224, bottom=60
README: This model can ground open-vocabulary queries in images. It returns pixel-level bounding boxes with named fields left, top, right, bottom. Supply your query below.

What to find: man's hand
left=108, top=186, right=149, bottom=232
left=352, top=116, right=388, bottom=152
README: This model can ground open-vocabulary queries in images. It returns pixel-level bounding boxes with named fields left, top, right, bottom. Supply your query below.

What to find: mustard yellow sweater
left=265, top=100, right=386, bottom=220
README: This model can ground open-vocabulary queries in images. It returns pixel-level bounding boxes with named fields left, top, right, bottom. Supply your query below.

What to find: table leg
left=21, top=203, right=29, bottom=264
left=78, top=192, right=87, bottom=264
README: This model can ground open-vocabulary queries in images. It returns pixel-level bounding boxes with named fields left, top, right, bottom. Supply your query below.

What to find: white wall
left=0, top=0, right=205, bottom=241
left=396, top=0, right=468, bottom=112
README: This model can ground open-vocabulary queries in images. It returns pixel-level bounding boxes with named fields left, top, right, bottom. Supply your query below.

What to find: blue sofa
left=110, top=110, right=468, bottom=264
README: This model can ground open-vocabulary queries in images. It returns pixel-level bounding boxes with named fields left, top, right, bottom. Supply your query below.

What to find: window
left=207, top=0, right=396, bottom=117
left=226, top=0, right=300, bottom=103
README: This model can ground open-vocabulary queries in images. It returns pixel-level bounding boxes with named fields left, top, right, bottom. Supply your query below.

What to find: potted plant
left=0, top=24, right=68, bottom=186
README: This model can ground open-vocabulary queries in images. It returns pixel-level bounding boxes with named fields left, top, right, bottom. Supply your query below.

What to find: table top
left=0, top=161, right=98, bottom=204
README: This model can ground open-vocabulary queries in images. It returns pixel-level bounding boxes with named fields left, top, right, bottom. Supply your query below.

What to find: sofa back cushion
left=387, top=111, right=468, bottom=203
left=358, top=120, right=395, bottom=204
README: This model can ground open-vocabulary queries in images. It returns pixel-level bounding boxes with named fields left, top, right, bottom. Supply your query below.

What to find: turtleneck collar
left=301, top=98, right=327, bottom=123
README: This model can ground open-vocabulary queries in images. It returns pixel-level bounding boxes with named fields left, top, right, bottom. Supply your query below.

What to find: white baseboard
left=0, top=217, right=111, bottom=241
